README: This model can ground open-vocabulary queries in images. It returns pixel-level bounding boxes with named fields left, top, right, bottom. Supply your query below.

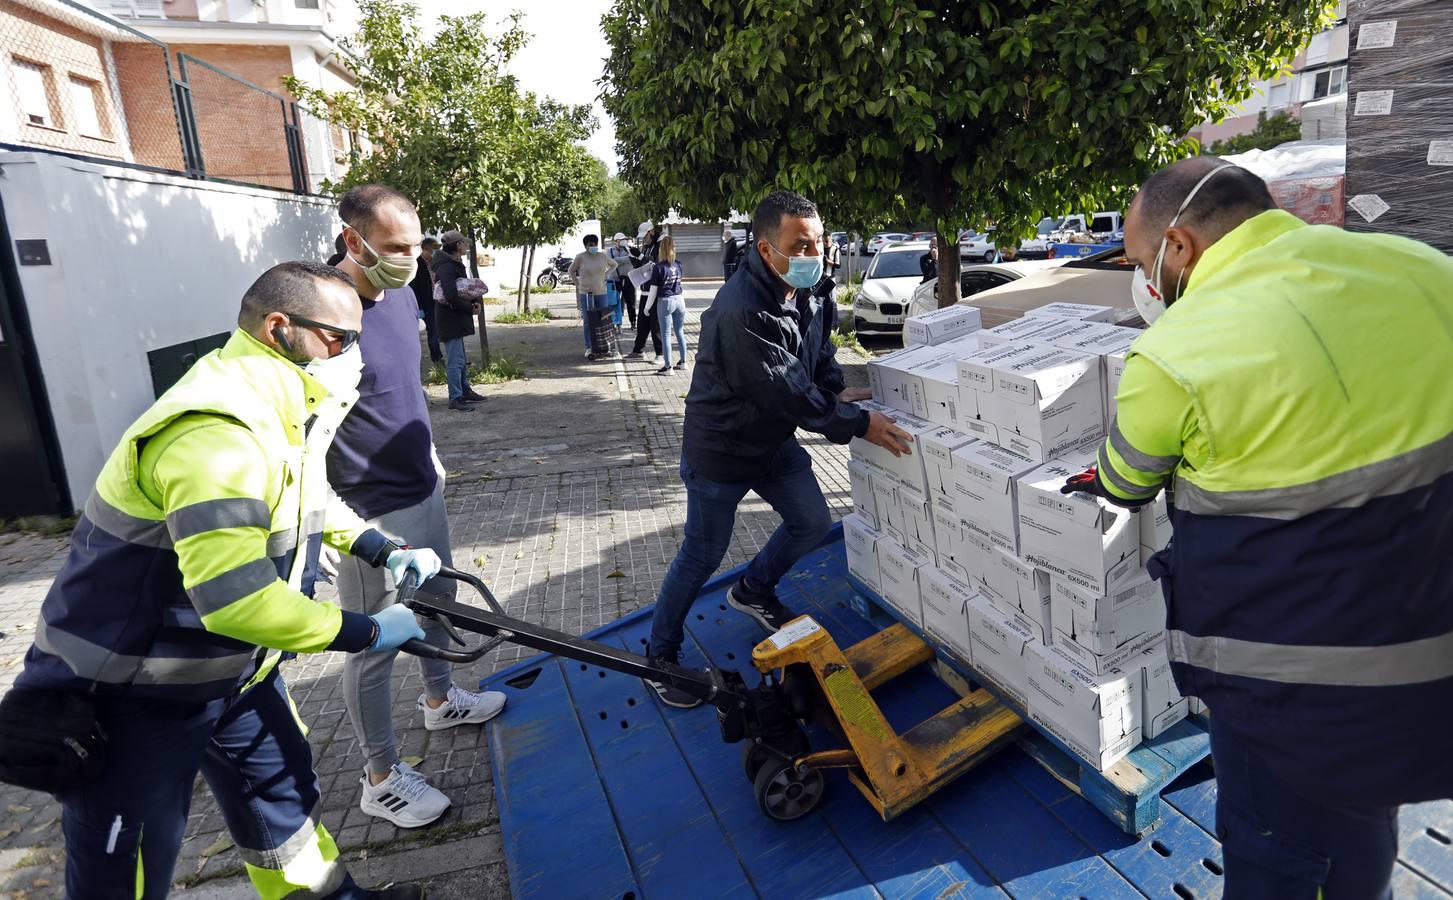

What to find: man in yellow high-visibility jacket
left=1070, top=156, right=1453, bottom=898
left=7, top=261, right=439, bottom=899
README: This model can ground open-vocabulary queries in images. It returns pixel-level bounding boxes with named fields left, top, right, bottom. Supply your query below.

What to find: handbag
left=433, top=277, right=489, bottom=304
left=0, top=686, right=108, bottom=794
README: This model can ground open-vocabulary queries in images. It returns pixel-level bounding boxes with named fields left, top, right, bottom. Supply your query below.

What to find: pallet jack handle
left=395, top=567, right=749, bottom=707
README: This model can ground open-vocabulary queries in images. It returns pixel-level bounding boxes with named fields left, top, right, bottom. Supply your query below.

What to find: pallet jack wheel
left=752, top=758, right=825, bottom=821
left=742, top=743, right=773, bottom=783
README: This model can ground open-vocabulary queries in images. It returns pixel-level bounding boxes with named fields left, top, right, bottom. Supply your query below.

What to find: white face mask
left=304, top=344, right=363, bottom=398
left=1130, top=163, right=1234, bottom=325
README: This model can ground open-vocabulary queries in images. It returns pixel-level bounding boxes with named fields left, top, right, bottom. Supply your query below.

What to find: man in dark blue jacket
left=644, top=190, right=912, bottom=707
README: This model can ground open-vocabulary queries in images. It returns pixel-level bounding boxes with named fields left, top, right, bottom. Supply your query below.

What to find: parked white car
left=1020, top=211, right=1124, bottom=258
left=866, top=232, right=910, bottom=255
left=907, top=259, right=1070, bottom=319
left=957, top=229, right=999, bottom=262
left=853, top=241, right=931, bottom=334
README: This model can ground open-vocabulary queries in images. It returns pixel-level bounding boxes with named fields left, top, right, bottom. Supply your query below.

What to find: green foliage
left=600, top=175, right=667, bottom=238
left=830, top=329, right=868, bottom=357
left=1207, top=110, right=1304, bottom=156
left=601, top=0, right=1334, bottom=303
left=494, top=309, right=554, bottom=324
left=425, top=355, right=528, bottom=386
left=835, top=283, right=860, bottom=307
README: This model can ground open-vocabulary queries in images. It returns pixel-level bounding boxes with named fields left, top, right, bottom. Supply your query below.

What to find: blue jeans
left=1210, top=723, right=1396, bottom=899
left=59, top=669, right=362, bottom=899
left=444, top=336, right=467, bottom=401
left=648, top=442, right=831, bottom=659
left=579, top=292, right=610, bottom=348
left=658, top=294, right=687, bottom=366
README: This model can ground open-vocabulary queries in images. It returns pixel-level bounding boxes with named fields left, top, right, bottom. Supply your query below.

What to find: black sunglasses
left=289, top=315, right=359, bottom=353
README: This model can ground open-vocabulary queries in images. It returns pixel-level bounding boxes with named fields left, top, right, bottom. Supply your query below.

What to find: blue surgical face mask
left=765, top=241, right=823, bottom=289
left=587, top=247, right=600, bottom=255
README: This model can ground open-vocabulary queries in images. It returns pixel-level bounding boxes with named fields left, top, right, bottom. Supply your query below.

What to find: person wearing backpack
left=432, top=230, right=486, bottom=412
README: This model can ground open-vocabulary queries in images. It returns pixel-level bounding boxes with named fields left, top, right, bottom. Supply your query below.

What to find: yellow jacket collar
left=221, top=330, right=330, bottom=435
left=1183, top=209, right=1306, bottom=298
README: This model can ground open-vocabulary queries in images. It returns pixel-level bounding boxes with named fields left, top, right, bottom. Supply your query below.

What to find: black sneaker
left=462, top=389, right=487, bottom=402
left=644, top=653, right=704, bottom=709
left=447, top=399, right=474, bottom=412
left=363, top=883, right=425, bottom=899
left=727, top=579, right=792, bottom=632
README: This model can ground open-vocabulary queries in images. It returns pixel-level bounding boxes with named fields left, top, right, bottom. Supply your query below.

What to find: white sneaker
left=358, top=762, right=450, bottom=828
left=418, top=685, right=507, bottom=731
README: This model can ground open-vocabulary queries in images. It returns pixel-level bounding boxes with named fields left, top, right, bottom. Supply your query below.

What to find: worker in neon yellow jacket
left=1068, top=157, right=1453, bottom=898
left=5, top=261, right=433, bottom=899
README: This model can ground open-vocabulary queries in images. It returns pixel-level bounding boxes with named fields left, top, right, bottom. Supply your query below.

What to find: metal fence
left=1, top=0, right=312, bottom=193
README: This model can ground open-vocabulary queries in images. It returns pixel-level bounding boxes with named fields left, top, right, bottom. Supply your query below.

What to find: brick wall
left=1, top=4, right=128, bottom=160
left=111, top=39, right=185, bottom=170
left=170, top=44, right=297, bottom=189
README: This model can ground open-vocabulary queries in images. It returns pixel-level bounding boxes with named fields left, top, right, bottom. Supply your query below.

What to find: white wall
left=0, top=152, right=337, bottom=509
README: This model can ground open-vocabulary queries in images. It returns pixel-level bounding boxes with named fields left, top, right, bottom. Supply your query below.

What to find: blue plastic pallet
left=479, top=531, right=1453, bottom=899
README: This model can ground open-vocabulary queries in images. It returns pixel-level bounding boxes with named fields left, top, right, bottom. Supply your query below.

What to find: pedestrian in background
left=569, top=234, right=615, bottom=359
left=649, top=235, right=688, bottom=374
left=412, top=236, right=442, bottom=364
left=607, top=232, right=638, bottom=329
left=721, top=226, right=741, bottom=280
left=919, top=236, right=938, bottom=283
left=432, top=230, right=487, bottom=412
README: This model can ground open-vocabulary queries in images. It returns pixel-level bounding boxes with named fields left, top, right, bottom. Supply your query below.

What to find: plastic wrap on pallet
left=1349, top=0, right=1453, bottom=86
left=1223, top=140, right=1347, bottom=227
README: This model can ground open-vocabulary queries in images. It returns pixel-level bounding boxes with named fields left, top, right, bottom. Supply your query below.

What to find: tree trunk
left=469, top=226, right=491, bottom=367
left=523, top=244, right=536, bottom=313
left=516, top=245, right=528, bottom=312
left=935, top=227, right=962, bottom=309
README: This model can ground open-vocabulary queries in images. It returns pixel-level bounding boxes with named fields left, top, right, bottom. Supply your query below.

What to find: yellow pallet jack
left=398, top=569, right=1023, bottom=823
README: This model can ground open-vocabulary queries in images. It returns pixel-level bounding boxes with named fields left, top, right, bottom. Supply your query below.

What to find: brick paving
left=0, top=282, right=876, bottom=898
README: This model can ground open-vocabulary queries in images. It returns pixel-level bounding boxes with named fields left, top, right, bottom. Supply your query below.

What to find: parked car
left=853, top=241, right=931, bottom=334
left=907, top=259, right=1069, bottom=319
left=1017, top=217, right=1062, bottom=260
left=908, top=246, right=1141, bottom=328
left=957, top=230, right=999, bottom=262
left=1021, top=211, right=1124, bottom=258
left=830, top=231, right=867, bottom=255
left=866, top=232, right=910, bottom=255
left=909, top=230, right=937, bottom=241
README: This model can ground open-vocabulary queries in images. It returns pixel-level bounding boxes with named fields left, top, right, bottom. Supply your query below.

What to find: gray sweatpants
left=336, top=482, right=456, bottom=778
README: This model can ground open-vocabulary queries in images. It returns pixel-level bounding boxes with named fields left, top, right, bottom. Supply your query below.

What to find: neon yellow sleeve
left=141, top=415, right=344, bottom=652
left=1097, top=354, right=1191, bottom=502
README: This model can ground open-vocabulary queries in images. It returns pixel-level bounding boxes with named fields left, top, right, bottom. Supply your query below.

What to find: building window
left=68, top=76, right=105, bottom=138
left=295, top=0, right=320, bottom=8
left=1268, top=82, right=1291, bottom=110
left=1313, top=65, right=1347, bottom=100
left=12, top=59, right=55, bottom=128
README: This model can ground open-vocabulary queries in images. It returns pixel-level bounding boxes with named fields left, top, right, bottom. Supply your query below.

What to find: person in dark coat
left=411, top=237, right=442, bottom=363
left=432, top=230, right=486, bottom=411
left=919, top=237, right=938, bottom=283
left=639, top=190, right=912, bottom=708
left=721, top=226, right=741, bottom=280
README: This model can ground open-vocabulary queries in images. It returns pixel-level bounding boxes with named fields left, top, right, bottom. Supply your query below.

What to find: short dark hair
left=238, top=261, right=355, bottom=330
left=338, top=184, right=417, bottom=238
left=1133, top=157, right=1275, bottom=241
left=421, top=237, right=440, bottom=249
left=583, top=234, right=599, bottom=247
left=752, top=190, right=819, bottom=244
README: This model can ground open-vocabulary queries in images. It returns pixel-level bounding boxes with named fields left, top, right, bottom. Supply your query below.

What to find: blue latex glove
left=385, top=547, right=442, bottom=587
left=368, top=603, right=426, bottom=651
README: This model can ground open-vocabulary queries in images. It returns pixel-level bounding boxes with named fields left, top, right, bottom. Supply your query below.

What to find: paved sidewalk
left=0, top=282, right=872, bottom=898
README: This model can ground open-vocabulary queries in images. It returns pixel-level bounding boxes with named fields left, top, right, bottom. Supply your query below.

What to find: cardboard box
left=871, top=476, right=904, bottom=545
left=912, top=355, right=977, bottom=430
left=848, top=459, right=880, bottom=529
left=1136, top=641, right=1189, bottom=739
left=868, top=345, right=946, bottom=418
left=960, top=530, right=997, bottom=595
left=896, top=484, right=938, bottom=564
left=1017, top=451, right=1141, bottom=595
left=931, top=504, right=975, bottom=584
left=1050, top=568, right=1163, bottom=656
left=965, top=593, right=1037, bottom=710
left=919, top=568, right=978, bottom=662
left=1050, top=324, right=1141, bottom=421
left=848, top=400, right=900, bottom=472
left=1051, top=618, right=1163, bottom=675
left=984, top=545, right=1052, bottom=643
left=975, top=315, right=1082, bottom=348
left=877, top=538, right=930, bottom=626
left=1026, top=641, right=1143, bottom=771
left=905, top=304, right=983, bottom=347
left=950, top=440, right=1040, bottom=553
left=1189, top=697, right=1208, bottom=716
left=1138, top=495, right=1171, bottom=567
left=976, top=344, right=1104, bottom=463
left=1025, top=302, right=1115, bottom=323
left=843, top=514, right=883, bottom=593
left=867, top=409, right=940, bottom=496
left=920, top=427, right=975, bottom=506
left=956, top=341, right=1041, bottom=396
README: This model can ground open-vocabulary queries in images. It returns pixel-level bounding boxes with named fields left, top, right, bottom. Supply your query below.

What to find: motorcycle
left=535, top=253, right=574, bottom=289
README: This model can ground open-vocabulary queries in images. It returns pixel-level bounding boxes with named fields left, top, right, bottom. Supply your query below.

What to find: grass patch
left=494, top=309, right=554, bottom=324
left=425, top=354, right=528, bottom=387
left=0, top=515, right=77, bottom=537
left=835, top=283, right=861, bottom=307
left=831, top=330, right=868, bottom=357
left=530, top=282, right=561, bottom=294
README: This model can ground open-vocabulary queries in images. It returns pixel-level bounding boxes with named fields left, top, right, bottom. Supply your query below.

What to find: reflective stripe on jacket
left=19, top=330, right=387, bottom=700
left=1099, top=209, right=1453, bottom=805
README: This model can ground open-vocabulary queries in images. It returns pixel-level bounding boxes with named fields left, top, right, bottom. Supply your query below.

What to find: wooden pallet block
left=840, top=572, right=1211, bottom=836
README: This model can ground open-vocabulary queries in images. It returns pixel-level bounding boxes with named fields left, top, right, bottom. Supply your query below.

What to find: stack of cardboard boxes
left=843, top=302, right=1192, bottom=773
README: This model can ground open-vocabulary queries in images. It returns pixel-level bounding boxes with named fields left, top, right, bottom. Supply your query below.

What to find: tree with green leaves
left=602, top=1, right=1334, bottom=307
left=286, top=0, right=536, bottom=363
left=1208, top=110, right=1304, bottom=156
